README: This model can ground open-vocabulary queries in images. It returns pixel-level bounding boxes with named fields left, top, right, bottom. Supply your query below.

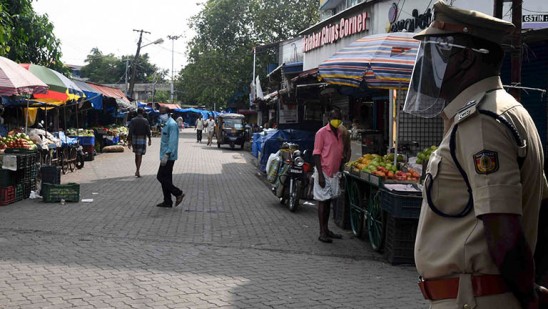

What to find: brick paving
left=0, top=128, right=428, bottom=308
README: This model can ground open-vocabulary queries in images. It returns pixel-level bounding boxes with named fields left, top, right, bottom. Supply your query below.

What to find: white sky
left=32, top=0, right=204, bottom=79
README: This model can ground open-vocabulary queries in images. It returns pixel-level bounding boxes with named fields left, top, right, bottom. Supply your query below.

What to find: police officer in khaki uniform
left=403, top=1, right=548, bottom=308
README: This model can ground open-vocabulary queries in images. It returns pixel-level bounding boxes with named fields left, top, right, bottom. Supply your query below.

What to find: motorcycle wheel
left=76, top=154, right=85, bottom=169
left=288, top=179, right=301, bottom=212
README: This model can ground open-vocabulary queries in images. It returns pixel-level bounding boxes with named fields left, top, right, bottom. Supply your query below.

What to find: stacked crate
left=0, top=169, right=15, bottom=206
left=0, top=152, right=39, bottom=205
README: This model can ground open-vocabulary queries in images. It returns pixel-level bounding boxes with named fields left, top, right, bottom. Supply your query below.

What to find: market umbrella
left=20, top=63, right=84, bottom=105
left=0, top=56, right=48, bottom=96
left=318, top=32, right=419, bottom=89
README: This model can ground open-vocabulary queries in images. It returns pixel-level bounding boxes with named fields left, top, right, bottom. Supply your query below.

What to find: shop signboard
left=303, top=11, right=370, bottom=53
left=523, top=14, right=548, bottom=30
left=279, top=105, right=298, bottom=124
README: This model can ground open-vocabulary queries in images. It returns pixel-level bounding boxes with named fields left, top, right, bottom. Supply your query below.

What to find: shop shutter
left=330, top=95, right=350, bottom=120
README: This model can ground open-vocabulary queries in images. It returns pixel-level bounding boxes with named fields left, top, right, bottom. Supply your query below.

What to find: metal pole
left=510, top=0, right=522, bottom=101
left=493, top=0, right=503, bottom=18
left=168, top=35, right=182, bottom=103
left=252, top=47, right=256, bottom=103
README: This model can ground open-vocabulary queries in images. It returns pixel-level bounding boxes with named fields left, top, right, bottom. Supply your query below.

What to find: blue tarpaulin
left=258, top=129, right=316, bottom=173
left=176, top=107, right=212, bottom=120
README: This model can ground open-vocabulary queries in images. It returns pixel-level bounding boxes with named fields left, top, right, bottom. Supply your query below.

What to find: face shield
left=403, top=36, right=457, bottom=118
left=403, top=36, right=491, bottom=118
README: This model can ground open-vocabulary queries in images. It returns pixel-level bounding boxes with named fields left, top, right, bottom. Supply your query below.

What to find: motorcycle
left=75, top=142, right=86, bottom=169
left=271, top=142, right=312, bottom=212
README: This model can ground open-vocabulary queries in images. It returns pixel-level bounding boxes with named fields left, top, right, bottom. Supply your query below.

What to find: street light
left=167, top=34, right=182, bottom=103
left=127, top=29, right=164, bottom=99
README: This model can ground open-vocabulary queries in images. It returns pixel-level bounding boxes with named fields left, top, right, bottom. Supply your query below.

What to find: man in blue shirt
left=156, top=106, right=184, bottom=208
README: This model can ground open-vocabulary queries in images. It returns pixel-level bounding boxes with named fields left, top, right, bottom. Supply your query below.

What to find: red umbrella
left=0, top=56, right=48, bottom=96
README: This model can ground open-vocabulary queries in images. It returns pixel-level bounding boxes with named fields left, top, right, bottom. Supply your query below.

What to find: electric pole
left=128, top=29, right=150, bottom=99
left=167, top=35, right=182, bottom=103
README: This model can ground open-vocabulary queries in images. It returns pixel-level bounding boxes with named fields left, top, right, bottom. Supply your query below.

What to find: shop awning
left=157, top=103, right=181, bottom=110
left=73, top=80, right=103, bottom=110
left=318, top=32, right=419, bottom=89
left=87, top=82, right=134, bottom=110
left=291, top=68, right=319, bottom=83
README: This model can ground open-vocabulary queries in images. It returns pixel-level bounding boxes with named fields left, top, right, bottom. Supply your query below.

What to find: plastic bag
left=266, top=151, right=281, bottom=184
left=266, top=151, right=280, bottom=175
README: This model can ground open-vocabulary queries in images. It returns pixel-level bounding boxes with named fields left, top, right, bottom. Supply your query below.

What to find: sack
left=102, top=145, right=124, bottom=153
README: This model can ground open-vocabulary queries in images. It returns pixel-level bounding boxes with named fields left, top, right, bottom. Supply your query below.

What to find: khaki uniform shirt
left=415, top=76, right=547, bottom=281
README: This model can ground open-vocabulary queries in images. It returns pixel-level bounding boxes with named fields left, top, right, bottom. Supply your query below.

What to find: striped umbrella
left=319, top=32, right=419, bottom=89
left=0, top=56, right=48, bottom=96
left=20, top=63, right=84, bottom=104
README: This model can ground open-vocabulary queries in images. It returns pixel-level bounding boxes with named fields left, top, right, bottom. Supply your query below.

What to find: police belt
left=418, top=274, right=509, bottom=300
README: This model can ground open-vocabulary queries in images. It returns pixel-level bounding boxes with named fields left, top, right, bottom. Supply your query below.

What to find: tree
left=80, top=48, right=126, bottom=84
left=177, top=0, right=319, bottom=110
left=0, top=0, right=65, bottom=73
left=80, top=48, right=167, bottom=85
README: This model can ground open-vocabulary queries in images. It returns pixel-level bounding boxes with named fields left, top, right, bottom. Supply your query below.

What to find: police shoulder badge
left=473, top=150, right=499, bottom=174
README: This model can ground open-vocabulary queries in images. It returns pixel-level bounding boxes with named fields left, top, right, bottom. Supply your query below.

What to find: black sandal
left=327, top=231, right=343, bottom=239
left=318, top=235, right=333, bottom=243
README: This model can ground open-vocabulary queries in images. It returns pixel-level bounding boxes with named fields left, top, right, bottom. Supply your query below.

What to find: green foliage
left=178, top=0, right=319, bottom=110
left=0, top=0, right=65, bottom=74
left=80, top=48, right=126, bottom=84
left=80, top=49, right=167, bottom=84
left=153, top=90, right=170, bottom=103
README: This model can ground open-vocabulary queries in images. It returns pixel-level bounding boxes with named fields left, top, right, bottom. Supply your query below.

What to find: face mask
left=330, top=119, right=342, bottom=128
left=159, top=114, right=169, bottom=122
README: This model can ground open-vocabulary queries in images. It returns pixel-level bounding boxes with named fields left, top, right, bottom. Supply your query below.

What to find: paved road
left=0, top=128, right=428, bottom=308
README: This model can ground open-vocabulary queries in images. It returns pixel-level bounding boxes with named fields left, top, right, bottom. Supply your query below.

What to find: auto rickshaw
left=216, top=113, right=246, bottom=149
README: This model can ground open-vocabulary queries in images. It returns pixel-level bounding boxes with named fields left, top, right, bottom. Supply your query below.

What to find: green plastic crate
left=42, top=183, right=80, bottom=203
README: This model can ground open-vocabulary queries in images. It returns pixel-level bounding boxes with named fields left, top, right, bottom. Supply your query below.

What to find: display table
left=344, top=169, right=422, bottom=265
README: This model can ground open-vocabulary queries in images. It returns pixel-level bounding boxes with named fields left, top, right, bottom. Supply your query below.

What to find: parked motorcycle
left=271, top=142, right=312, bottom=212
left=75, top=143, right=85, bottom=169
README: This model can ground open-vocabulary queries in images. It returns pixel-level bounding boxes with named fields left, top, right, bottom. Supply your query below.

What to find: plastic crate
left=103, top=135, right=120, bottom=146
left=42, top=183, right=80, bottom=203
left=14, top=183, right=24, bottom=202
left=40, top=166, right=61, bottom=184
left=0, top=170, right=15, bottom=187
left=0, top=186, right=15, bottom=206
left=380, top=189, right=422, bottom=219
left=77, top=136, right=95, bottom=146
left=384, top=214, right=418, bottom=265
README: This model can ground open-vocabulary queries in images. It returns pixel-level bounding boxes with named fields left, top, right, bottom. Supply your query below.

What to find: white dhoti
left=313, top=168, right=341, bottom=201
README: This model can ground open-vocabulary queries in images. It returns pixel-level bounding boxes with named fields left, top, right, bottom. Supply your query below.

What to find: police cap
left=414, top=0, right=515, bottom=45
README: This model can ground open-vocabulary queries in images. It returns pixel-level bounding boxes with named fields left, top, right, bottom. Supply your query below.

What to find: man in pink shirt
left=313, top=109, right=345, bottom=243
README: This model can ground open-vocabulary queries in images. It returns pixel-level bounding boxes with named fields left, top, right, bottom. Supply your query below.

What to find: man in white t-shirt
left=205, top=116, right=216, bottom=146
left=194, top=115, right=205, bottom=143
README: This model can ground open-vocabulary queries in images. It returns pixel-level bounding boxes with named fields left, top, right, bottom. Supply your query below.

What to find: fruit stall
left=342, top=148, right=435, bottom=265
left=0, top=132, right=40, bottom=205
